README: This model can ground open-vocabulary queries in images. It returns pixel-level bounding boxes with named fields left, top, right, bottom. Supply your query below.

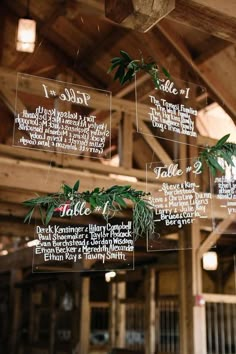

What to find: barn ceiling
left=0, top=0, right=236, bottom=269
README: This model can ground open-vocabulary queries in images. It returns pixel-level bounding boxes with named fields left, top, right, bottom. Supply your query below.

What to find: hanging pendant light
left=16, top=0, right=36, bottom=53
left=203, top=251, right=218, bottom=271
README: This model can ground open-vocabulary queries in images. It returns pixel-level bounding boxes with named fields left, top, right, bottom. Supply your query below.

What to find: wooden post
left=145, top=268, right=156, bottom=354
left=119, top=113, right=133, bottom=169
left=9, top=269, right=23, bottom=354
left=115, top=280, right=126, bottom=347
left=109, top=282, right=117, bottom=349
left=49, top=285, right=56, bottom=354
left=191, top=221, right=207, bottom=354
left=178, top=231, right=188, bottom=354
left=79, top=277, right=90, bottom=354
left=190, top=141, right=207, bottom=354
left=178, top=140, right=207, bottom=354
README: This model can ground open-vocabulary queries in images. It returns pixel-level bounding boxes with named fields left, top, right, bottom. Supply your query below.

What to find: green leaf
left=215, top=134, right=230, bottom=148
left=63, top=184, right=72, bottom=195
left=209, top=164, right=216, bottom=176
left=115, top=196, right=127, bottom=208
left=107, top=61, right=121, bottom=73
left=38, top=206, right=45, bottom=225
left=162, top=67, right=170, bottom=78
left=120, top=69, right=135, bottom=84
left=208, top=156, right=225, bottom=173
left=45, top=205, right=55, bottom=225
left=73, top=180, right=80, bottom=192
left=92, top=187, right=100, bottom=194
left=111, top=57, right=122, bottom=63
left=120, top=50, right=132, bottom=62
left=89, top=196, right=97, bottom=210
left=24, top=207, right=34, bottom=224
left=114, top=65, right=125, bottom=82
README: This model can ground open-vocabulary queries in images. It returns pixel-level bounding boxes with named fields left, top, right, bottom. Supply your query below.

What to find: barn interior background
left=0, top=1, right=236, bottom=354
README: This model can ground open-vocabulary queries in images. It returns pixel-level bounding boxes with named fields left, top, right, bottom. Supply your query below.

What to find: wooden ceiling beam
left=168, top=0, right=236, bottom=43
left=72, top=0, right=236, bottom=43
left=0, top=156, right=162, bottom=196
left=194, top=40, right=232, bottom=65
left=68, top=0, right=104, bottom=18
left=3, top=0, right=103, bottom=88
left=0, top=144, right=163, bottom=183
left=156, top=23, right=236, bottom=121
left=0, top=87, right=26, bottom=114
left=105, top=0, right=175, bottom=32
left=137, top=120, right=173, bottom=165
left=198, top=216, right=236, bottom=258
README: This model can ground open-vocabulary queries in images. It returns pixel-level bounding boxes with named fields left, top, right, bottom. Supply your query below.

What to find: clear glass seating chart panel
left=14, top=73, right=111, bottom=159
left=211, top=160, right=236, bottom=234
left=32, top=216, right=134, bottom=273
left=146, top=158, right=214, bottom=251
left=135, top=73, right=206, bottom=146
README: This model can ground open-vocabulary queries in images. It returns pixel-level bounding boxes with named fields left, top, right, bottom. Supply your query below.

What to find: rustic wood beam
left=156, top=23, right=236, bottom=120
left=137, top=120, right=173, bottom=165
left=0, top=87, right=26, bottom=114
left=198, top=216, right=235, bottom=258
left=119, top=114, right=133, bottom=169
left=105, top=0, right=175, bottom=32
left=0, top=66, right=149, bottom=116
left=10, top=269, right=23, bottom=353
left=79, top=277, right=90, bottom=354
left=0, top=144, right=161, bottom=183
left=67, top=0, right=104, bottom=18
left=0, top=156, right=162, bottom=196
left=3, top=1, right=103, bottom=88
left=144, top=268, right=156, bottom=354
left=195, top=40, right=232, bottom=66
left=115, top=279, right=126, bottom=347
left=108, top=283, right=116, bottom=348
left=203, top=293, right=236, bottom=304
left=168, top=0, right=236, bottom=43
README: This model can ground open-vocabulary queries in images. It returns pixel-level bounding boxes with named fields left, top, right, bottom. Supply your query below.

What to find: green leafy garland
left=108, top=50, right=170, bottom=88
left=23, top=181, right=154, bottom=237
left=199, top=134, right=236, bottom=176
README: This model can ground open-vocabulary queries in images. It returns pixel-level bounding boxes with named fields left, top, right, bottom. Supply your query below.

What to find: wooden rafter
left=66, top=0, right=236, bottom=43
left=105, top=0, right=175, bottom=32
left=0, top=87, right=26, bottom=114
left=198, top=216, right=235, bottom=258
left=169, top=0, right=236, bottom=44
left=156, top=22, right=236, bottom=120
left=137, top=120, right=173, bottom=165
left=0, top=156, right=162, bottom=196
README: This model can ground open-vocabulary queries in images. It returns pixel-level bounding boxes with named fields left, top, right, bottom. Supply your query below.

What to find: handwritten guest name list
left=136, top=76, right=206, bottom=145
left=32, top=201, right=134, bottom=272
left=147, top=159, right=212, bottom=229
left=34, top=221, right=133, bottom=263
left=212, top=172, right=236, bottom=234
left=215, top=176, right=236, bottom=216
left=14, top=73, right=111, bottom=158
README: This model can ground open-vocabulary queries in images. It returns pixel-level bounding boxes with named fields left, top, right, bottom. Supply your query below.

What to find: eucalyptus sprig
left=23, top=181, right=154, bottom=237
left=199, top=134, right=236, bottom=176
left=108, top=50, right=170, bottom=89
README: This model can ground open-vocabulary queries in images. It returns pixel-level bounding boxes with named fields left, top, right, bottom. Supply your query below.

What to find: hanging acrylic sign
left=32, top=217, right=134, bottom=273
left=14, top=73, right=112, bottom=159
left=146, top=158, right=214, bottom=251
left=135, top=73, right=206, bottom=146
left=211, top=159, right=236, bottom=234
